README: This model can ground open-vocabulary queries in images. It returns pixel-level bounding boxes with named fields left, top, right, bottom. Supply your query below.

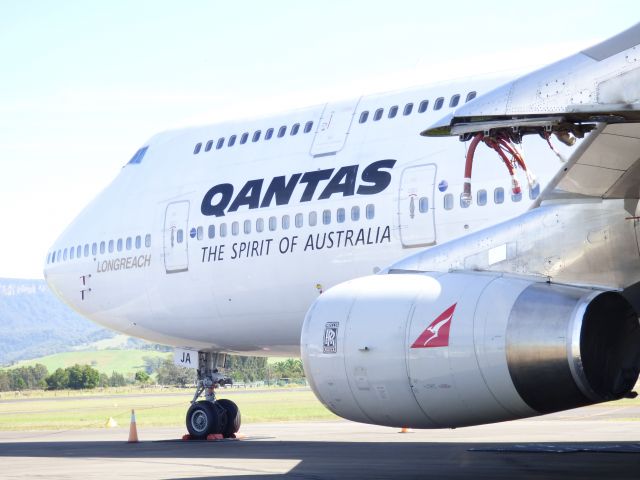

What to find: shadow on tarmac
left=0, top=440, right=639, bottom=479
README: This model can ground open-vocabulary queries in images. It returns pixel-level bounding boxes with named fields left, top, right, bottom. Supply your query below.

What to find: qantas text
left=201, top=159, right=397, bottom=217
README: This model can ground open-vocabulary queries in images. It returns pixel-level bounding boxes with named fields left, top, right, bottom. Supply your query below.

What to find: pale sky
left=0, top=1, right=636, bottom=279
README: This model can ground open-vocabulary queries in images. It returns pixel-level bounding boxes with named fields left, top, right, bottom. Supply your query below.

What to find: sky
left=0, top=0, right=636, bottom=279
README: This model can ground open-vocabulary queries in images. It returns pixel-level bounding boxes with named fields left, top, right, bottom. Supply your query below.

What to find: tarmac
left=0, top=404, right=639, bottom=479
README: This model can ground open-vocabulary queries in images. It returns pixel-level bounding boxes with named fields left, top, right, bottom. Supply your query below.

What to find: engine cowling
left=301, top=272, right=640, bottom=428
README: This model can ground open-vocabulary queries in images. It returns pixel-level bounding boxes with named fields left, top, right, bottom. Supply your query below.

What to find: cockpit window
left=127, top=146, right=149, bottom=165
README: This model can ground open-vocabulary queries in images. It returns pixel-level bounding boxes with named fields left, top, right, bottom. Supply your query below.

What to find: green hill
left=0, top=278, right=115, bottom=364
left=11, top=349, right=171, bottom=377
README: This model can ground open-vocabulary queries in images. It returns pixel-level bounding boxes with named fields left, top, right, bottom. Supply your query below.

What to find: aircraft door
left=398, top=164, right=436, bottom=247
left=310, top=98, right=361, bottom=157
left=163, top=201, right=190, bottom=273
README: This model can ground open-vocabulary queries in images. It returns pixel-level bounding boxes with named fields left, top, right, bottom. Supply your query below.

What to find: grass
left=0, top=387, right=337, bottom=431
left=8, top=350, right=170, bottom=376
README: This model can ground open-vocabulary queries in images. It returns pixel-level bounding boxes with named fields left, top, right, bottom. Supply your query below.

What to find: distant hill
left=0, top=278, right=116, bottom=365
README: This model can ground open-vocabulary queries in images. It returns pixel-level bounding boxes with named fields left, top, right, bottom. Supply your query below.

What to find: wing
left=422, top=23, right=640, bottom=206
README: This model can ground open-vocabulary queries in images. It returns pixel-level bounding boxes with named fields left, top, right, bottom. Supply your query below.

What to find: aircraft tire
left=216, top=399, right=241, bottom=437
left=186, top=400, right=221, bottom=439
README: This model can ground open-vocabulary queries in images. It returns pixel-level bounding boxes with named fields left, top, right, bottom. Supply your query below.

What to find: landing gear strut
left=185, top=352, right=241, bottom=439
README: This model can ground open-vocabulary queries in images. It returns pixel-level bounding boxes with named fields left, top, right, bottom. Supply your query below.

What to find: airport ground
left=0, top=388, right=639, bottom=479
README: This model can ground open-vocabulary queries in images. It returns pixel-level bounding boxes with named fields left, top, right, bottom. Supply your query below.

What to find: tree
left=142, top=356, right=166, bottom=375
left=45, top=368, right=69, bottom=390
left=66, top=364, right=99, bottom=389
left=109, top=371, right=128, bottom=387
left=0, top=371, right=10, bottom=391
left=271, top=359, right=305, bottom=382
left=135, top=371, right=150, bottom=383
left=156, top=358, right=196, bottom=387
left=226, top=355, right=267, bottom=383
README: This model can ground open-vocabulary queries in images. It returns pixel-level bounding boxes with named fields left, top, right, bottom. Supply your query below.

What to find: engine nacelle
left=301, top=272, right=640, bottom=428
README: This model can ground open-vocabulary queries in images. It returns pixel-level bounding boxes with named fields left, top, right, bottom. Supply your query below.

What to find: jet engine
left=301, top=272, right=640, bottom=428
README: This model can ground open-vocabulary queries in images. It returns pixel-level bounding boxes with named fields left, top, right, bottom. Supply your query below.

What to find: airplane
left=44, top=23, right=640, bottom=439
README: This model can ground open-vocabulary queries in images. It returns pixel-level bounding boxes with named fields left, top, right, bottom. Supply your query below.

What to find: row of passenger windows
left=47, top=234, right=152, bottom=265
left=194, top=120, right=315, bottom=155
left=192, top=92, right=478, bottom=155
left=442, top=187, right=539, bottom=210
left=174, top=204, right=376, bottom=244
left=358, top=92, right=476, bottom=124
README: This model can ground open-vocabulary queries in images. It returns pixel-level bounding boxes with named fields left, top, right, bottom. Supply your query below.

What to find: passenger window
left=76, top=245, right=81, bottom=258
left=419, top=197, right=428, bottom=213
left=205, top=140, right=213, bottom=152
left=494, top=187, right=505, bottom=204
left=477, top=189, right=487, bottom=206
left=304, top=121, right=314, bottom=133
left=403, top=103, right=413, bottom=116
left=193, top=143, right=202, bottom=154
left=134, top=236, right=141, bottom=249
left=216, top=138, right=225, bottom=149
left=337, top=208, right=345, bottom=223
left=228, top=135, right=237, bottom=147
left=282, top=215, right=290, bottom=230
left=295, top=213, right=303, bottom=228
left=47, top=253, right=51, bottom=264
left=359, top=111, right=369, bottom=124
left=450, top=94, right=460, bottom=107
left=351, top=206, right=360, bottom=221
left=322, top=209, right=331, bottom=225
left=196, top=227, right=203, bottom=241
left=256, top=218, right=264, bottom=232
left=124, top=238, right=131, bottom=250
left=278, top=126, right=286, bottom=138
left=240, top=133, right=248, bottom=144
left=366, top=204, right=375, bottom=219
left=69, top=248, right=74, bottom=260
left=220, top=223, right=227, bottom=237
left=269, top=216, right=277, bottom=231
left=512, top=191, right=522, bottom=202
left=466, top=91, right=477, bottom=103
left=51, top=251, right=55, bottom=263
left=418, top=100, right=429, bottom=113
left=232, top=222, right=239, bottom=236
left=388, top=105, right=398, bottom=118
left=208, top=225, right=215, bottom=239
left=244, top=220, right=251, bottom=234
left=290, top=123, right=300, bottom=135
left=309, top=211, right=317, bottom=227
left=63, top=248, right=68, bottom=261
left=444, top=193, right=454, bottom=210
left=57, top=249, right=61, bottom=261
left=265, top=128, right=274, bottom=140
left=117, top=239, right=122, bottom=252
left=92, top=243, right=97, bottom=255
left=373, top=108, right=383, bottom=121
left=145, top=234, right=151, bottom=247
left=434, top=97, right=444, bottom=110
left=100, top=241, right=106, bottom=254
left=252, top=130, right=261, bottom=142
left=460, top=193, right=471, bottom=208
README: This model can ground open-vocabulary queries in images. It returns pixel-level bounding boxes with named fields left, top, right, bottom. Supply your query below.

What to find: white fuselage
left=43, top=78, right=565, bottom=356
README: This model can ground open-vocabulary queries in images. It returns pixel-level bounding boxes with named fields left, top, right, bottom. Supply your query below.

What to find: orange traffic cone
left=128, top=409, right=139, bottom=443
left=399, top=427, right=412, bottom=433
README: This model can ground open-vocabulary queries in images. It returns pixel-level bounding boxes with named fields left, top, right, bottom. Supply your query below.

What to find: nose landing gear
left=185, top=352, right=241, bottom=439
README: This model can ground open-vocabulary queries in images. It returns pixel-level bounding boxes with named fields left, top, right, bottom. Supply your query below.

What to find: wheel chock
left=181, top=433, right=243, bottom=441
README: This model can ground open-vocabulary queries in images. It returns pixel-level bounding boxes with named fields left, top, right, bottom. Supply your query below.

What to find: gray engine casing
left=301, top=272, right=640, bottom=428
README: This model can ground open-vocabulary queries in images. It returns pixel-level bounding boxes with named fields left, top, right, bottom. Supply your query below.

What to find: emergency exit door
left=164, top=201, right=190, bottom=273
left=398, top=164, right=437, bottom=247
left=310, top=98, right=361, bottom=157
